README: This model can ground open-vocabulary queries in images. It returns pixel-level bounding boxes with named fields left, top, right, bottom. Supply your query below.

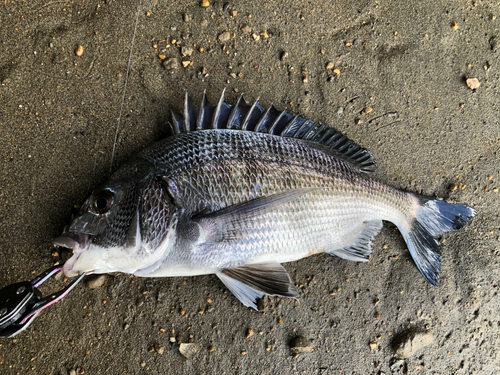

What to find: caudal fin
left=399, top=196, right=476, bottom=286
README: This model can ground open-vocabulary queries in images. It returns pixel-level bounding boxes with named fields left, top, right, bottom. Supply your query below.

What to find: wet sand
left=0, top=1, right=499, bottom=374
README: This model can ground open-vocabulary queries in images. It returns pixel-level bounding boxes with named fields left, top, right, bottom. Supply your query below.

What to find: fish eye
left=92, top=191, right=114, bottom=214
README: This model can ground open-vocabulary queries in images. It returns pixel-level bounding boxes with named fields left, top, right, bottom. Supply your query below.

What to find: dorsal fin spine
left=226, top=95, right=244, bottom=129
left=211, top=88, right=226, bottom=129
left=171, top=109, right=183, bottom=134
left=318, top=128, right=336, bottom=143
left=184, top=92, right=198, bottom=132
left=295, top=119, right=314, bottom=138
left=242, top=98, right=263, bottom=131
left=254, top=106, right=273, bottom=133
left=281, top=115, right=305, bottom=138
left=197, top=91, right=208, bottom=130
left=303, top=122, right=323, bottom=140
left=267, top=110, right=286, bottom=134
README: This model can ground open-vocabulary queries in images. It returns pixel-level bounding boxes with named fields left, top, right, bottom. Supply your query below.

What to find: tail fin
left=399, top=196, right=476, bottom=286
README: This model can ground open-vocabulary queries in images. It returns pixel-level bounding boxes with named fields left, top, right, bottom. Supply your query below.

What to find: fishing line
left=110, top=0, right=142, bottom=175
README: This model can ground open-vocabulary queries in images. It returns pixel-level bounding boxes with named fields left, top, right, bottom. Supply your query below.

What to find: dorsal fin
left=184, top=91, right=197, bottom=132
left=171, top=91, right=377, bottom=173
left=196, top=90, right=215, bottom=130
left=170, top=109, right=184, bottom=135
left=226, top=95, right=250, bottom=130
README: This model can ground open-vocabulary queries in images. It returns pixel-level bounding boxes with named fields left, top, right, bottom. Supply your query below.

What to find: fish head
left=55, top=160, right=178, bottom=277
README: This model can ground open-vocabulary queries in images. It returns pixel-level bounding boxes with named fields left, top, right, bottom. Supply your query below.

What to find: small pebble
left=241, top=351, right=247, bottom=355
left=200, top=0, right=210, bottom=7
left=246, top=328, right=254, bottom=338
left=231, top=10, right=238, bottom=17
left=180, top=308, right=186, bottom=315
left=241, top=25, right=252, bottom=33
left=369, top=342, right=379, bottom=350
left=218, top=31, right=231, bottom=43
left=363, top=107, right=373, bottom=114
left=155, top=344, right=165, bottom=355
left=451, top=22, right=459, bottom=30
left=333, top=68, right=340, bottom=75
left=390, top=359, right=405, bottom=371
left=374, top=312, right=381, bottom=319
left=87, top=275, right=106, bottom=289
left=392, top=328, right=434, bottom=358
left=209, top=345, right=215, bottom=352
left=290, top=337, right=313, bottom=354
left=252, top=33, right=261, bottom=41
left=75, top=45, right=84, bottom=57
left=182, top=61, right=191, bottom=68
left=466, top=77, right=480, bottom=89
left=449, top=183, right=458, bottom=191
left=280, top=51, right=289, bottom=61
left=179, top=343, right=202, bottom=359
left=183, top=14, right=191, bottom=22
left=200, top=19, right=208, bottom=27
left=181, top=46, right=193, bottom=57
left=70, top=371, right=76, bottom=375
left=140, top=362, right=146, bottom=368
left=326, top=62, right=334, bottom=69
left=163, top=58, right=179, bottom=72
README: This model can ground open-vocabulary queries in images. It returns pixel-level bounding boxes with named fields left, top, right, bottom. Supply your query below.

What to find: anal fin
left=328, top=220, right=383, bottom=262
left=216, top=263, right=299, bottom=310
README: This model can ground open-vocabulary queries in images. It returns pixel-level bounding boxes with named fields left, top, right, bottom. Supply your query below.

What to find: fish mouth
left=53, top=232, right=94, bottom=277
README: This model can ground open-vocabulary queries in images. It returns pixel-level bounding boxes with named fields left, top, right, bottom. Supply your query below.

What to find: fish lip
left=62, top=252, right=95, bottom=277
left=54, top=232, right=94, bottom=277
left=53, top=232, right=91, bottom=253
left=62, top=252, right=80, bottom=277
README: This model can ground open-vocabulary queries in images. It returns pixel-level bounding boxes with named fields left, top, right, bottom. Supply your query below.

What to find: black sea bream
left=54, top=91, right=476, bottom=309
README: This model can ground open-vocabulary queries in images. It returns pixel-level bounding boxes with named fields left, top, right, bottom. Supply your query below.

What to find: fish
left=54, top=91, right=476, bottom=309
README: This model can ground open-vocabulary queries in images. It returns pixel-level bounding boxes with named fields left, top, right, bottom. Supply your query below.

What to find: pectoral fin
left=194, top=188, right=317, bottom=243
left=216, top=263, right=299, bottom=310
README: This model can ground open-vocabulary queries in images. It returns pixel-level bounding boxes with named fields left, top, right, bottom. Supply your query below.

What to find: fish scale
left=55, top=92, right=476, bottom=309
